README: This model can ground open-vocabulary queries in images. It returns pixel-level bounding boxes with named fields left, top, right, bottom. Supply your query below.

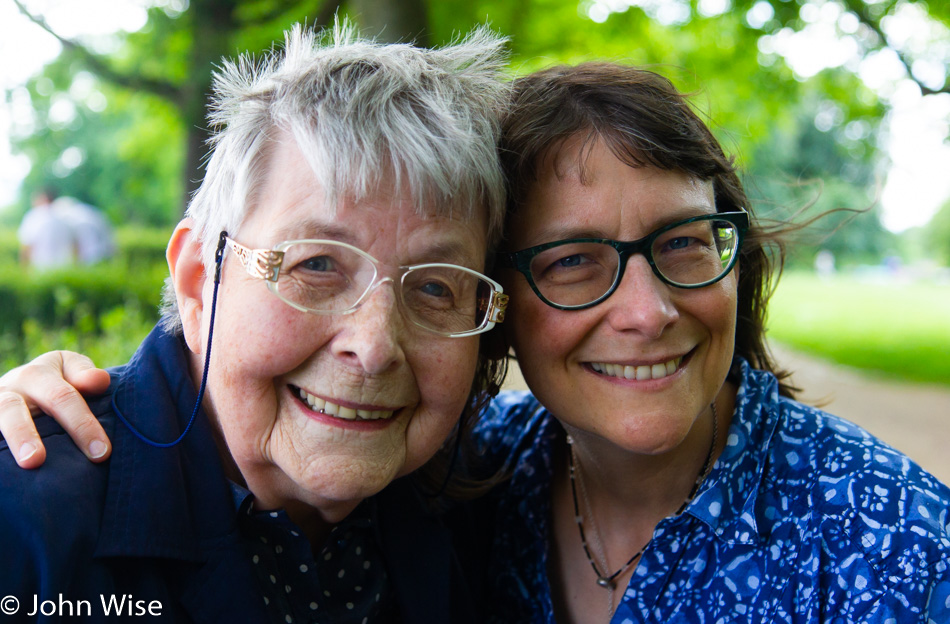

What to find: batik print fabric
left=473, top=359, right=950, bottom=623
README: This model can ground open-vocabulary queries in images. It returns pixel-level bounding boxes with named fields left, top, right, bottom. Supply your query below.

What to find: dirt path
left=502, top=345, right=950, bottom=485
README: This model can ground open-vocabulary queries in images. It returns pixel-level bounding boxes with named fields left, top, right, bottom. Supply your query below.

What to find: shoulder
left=0, top=396, right=115, bottom=590
left=767, top=393, right=948, bottom=512
left=478, top=390, right=546, bottom=438
left=733, top=363, right=948, bottom=516
left=0, top=394, right=114, bottom=517
left=17, top=209, right=43, bottom=237
left=759, top=393, right=950, bottom=581
left=724, top=366, right=950, bottom=615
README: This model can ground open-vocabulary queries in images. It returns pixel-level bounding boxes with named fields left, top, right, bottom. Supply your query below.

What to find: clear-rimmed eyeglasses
left=500, top=211, right=749, bottom=311
left=225, top=236, right=508, bottom=337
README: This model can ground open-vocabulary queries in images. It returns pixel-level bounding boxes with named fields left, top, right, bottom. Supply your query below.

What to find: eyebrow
left=266, top=220, right=483, bottom=268
left=411, top=239, right=483, bottom=268
left=519, top=206, right=718, bottom=248
left=269, top=220, right=356, bottom=245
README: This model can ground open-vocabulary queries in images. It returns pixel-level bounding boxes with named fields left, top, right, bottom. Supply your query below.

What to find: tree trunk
left=348, top=0, right=431, bottom=46
left=179, top=0, right=240, bottom=213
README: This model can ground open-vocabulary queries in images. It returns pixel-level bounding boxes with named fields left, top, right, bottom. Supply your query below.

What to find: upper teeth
left=591, top=357, right=682, bottom=381
left=296, top=388, right=394, bottom=421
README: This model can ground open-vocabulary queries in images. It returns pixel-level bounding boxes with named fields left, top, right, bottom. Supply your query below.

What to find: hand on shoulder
left=0, top=351, right=111, bottom=468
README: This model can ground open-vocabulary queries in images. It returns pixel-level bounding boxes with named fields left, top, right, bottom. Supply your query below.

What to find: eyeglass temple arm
left=225, top=238, right=284, bottom=282
left=484, top=292, right=509, bottom=323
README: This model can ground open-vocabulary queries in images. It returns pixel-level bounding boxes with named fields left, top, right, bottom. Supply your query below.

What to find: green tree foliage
left=13, top=61, right=184, bottom=225
left=10, top=0, right=346, bottom=220
left=746, top=89, right=896, bottom=267
left=7, top=0, right=949, bottom=250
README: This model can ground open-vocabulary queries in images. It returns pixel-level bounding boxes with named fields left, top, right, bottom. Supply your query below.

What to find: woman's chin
left=287, top=453, right=404, bottom=510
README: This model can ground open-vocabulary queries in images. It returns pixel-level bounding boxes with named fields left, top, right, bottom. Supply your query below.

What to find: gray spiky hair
left=161, top=20, right=510, bottom=333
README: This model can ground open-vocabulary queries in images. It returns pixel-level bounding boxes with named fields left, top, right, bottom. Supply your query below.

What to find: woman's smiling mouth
left=589, top=356, right=684, bottom=381
left=293, top=386, right=396, bottom=421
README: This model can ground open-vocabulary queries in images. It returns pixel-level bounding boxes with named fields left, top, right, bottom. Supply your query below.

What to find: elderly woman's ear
left=166, top=218, right=207, bottom=354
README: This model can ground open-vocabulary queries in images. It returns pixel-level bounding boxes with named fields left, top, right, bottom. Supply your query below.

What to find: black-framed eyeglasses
left=499, top=211, right=749, bottom=311
left=225, top=237, right=508, bottom=337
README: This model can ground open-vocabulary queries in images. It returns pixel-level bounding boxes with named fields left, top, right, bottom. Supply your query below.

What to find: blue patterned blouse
left=471, top=359, right=950, bottom=623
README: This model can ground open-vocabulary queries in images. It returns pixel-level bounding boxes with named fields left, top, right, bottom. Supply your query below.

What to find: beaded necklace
left=566, top=403, right=719, bottom=603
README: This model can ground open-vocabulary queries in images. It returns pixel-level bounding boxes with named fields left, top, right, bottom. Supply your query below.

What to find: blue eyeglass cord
left=112, top=231, right=228, bottom=448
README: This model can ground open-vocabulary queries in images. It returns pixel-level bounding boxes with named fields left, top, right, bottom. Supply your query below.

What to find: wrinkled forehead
left=250, top=132, right=490, bottom=237
left=240, top=136, right=487, bottom=262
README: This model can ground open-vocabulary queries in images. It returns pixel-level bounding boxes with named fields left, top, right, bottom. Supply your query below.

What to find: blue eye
left=667, top=237, right=692, bottom=250
left=420, top=281, right=449, bottom=297
left=555, top=254, right=585, bottom=268
left=301, top=256, right=334, bottom=271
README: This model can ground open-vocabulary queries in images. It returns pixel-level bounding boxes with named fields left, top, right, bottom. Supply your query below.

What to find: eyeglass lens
left=527, top=218, right=740, bottom=308
left=274, top=241, right=493, bottom=334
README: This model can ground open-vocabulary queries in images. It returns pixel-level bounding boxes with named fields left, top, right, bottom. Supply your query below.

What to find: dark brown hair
left=499, top=62, right=796, bottom=397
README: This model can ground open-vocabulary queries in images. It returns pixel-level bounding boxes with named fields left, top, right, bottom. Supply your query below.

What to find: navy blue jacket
left=0, top=326, right=476, bottom=623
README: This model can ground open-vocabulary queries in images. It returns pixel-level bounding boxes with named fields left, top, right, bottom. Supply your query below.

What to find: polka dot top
left=231, top=484, right=399, bottom=624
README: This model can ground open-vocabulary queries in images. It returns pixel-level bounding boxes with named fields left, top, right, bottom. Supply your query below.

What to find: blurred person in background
left=18, top=187, right=77, bottom=269
left=51, top=194, right=116, bottom=265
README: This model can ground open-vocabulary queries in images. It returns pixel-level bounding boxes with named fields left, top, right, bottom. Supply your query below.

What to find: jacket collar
left=95, top=325, right=238, bottom=561
left=686, top=358, right=782, bottom=545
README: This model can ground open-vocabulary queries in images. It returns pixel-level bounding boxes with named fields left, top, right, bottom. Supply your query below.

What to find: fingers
left=32, top=352, right=112, bottom=462
left=0, top=351, right=112, bottom=468
left=0, top=390, right=47, bottom=469
left=62, top=352, right=112, bottom=396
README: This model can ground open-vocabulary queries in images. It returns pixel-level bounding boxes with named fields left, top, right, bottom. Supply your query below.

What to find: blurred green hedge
left=0, top=226, right=170, bottom=369
left=0, top=229, right=17, bottom=266
left=0, top=226, right=169, bottom=268
left=112, top=226, right=171, bottom=269
left=0, top=263, right=166, bottom=331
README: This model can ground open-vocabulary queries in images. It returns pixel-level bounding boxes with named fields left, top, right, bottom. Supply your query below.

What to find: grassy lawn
left=766, top=271, right=950, bottom=386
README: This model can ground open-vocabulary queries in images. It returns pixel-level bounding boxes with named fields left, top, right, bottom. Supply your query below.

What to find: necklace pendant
left=596, top=577, right=613, bottom=589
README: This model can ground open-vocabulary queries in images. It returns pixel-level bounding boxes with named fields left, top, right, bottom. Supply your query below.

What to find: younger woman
left=470, top=62, right=950, bottom=623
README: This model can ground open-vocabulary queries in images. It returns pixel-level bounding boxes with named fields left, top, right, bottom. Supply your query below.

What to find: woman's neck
left=547, top=383, right=735, bottom=624
left=239, top=467, right=358, bottom=548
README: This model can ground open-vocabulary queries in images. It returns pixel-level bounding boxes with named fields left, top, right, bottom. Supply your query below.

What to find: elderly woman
left=6, top=63, right=950, bottom=622
left=0, top=23, right=509, bottom=624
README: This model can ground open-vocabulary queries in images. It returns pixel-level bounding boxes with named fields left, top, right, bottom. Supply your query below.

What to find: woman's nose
left=602, top=254, right=679, bottom=337
left=330, top=281, right=407, bottom=374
